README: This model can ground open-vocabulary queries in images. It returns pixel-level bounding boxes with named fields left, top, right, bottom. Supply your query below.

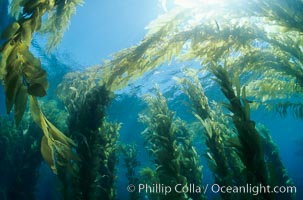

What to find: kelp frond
left=29, top=96, right=78, bottom=174
left=260, top=102, right=303, bottom=119
left=39, top=0, right=84, bottom=52
left=242, top=0, right=303, bottom=33
left=56, top=67, right=100, bottom=113
left=1, top=7, right=48, bottom=125
left=9, top=0, right=83, bottom=52
left=50, top=0, right=303, bottom=122
left=247, top=72, right=300, bottom=102
left=175, top=68, right=211, bottom=119
left=98, top=11, right=263, bottom=91
left=246, top=70, right=303, bottom=118
left=2, top=0, right=84, bottom=107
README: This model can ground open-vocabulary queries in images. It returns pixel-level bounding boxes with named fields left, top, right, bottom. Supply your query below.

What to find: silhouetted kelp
left=56, top=82, right=120, bottom=200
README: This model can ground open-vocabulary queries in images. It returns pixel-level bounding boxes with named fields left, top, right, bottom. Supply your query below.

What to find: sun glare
left=174, top=0, right=227, bottom=7
left=159, top=0, right=230, bottom=12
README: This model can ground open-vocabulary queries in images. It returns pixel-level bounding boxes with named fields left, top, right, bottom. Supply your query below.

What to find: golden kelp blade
left=44, top=117, right=76, bottom=147
left=29, top=96, right=78, bottom=174
left=41, top=135, right=57, bottom=174
left=1, top=39, right=47, bottom=125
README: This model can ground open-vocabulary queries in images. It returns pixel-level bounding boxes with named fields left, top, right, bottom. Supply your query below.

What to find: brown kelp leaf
left=34, top=76, right=49, bottom=90
left=39, top=107, right=58, bottom=174
left=25, top=67, right=46, bottom=80
left=14, top=85, right=28, bottom=126
left=28, top=83, right=47, bottom=97
left=41, top=136, right=57, bottom=174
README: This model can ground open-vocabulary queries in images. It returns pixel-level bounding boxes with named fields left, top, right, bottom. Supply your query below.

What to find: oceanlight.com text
left=210, top=184, right=296, bottom=196
left=127, top=183, right=296, bottom=196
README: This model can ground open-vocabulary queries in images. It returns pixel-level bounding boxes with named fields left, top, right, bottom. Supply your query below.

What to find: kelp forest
left=0, top=0, right=302, bottom=199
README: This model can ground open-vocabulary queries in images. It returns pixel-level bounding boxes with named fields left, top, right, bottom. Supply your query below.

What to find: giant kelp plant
left=0, top=0, right=83, bottom=174
left=176, top=69, right=246, bottom=200
left=210, top=64, right=294, bottom=199
left=56, top=72, right=120, bottom=200
left=139, top=89, right=204, bottom=200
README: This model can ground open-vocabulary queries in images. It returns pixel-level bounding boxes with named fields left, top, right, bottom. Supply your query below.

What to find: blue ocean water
left=1, top=0, right=303, bottom=200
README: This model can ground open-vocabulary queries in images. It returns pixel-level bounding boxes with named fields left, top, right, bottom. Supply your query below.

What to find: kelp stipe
left=38, top=0, right=84, bottom=52
left=139, top=88, right=205, bottom=200
left=121, top=144, right=141, bottom=200
left=0, top=115, right=42, bottom=200
left=57, top=84, right=120, bottom=200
